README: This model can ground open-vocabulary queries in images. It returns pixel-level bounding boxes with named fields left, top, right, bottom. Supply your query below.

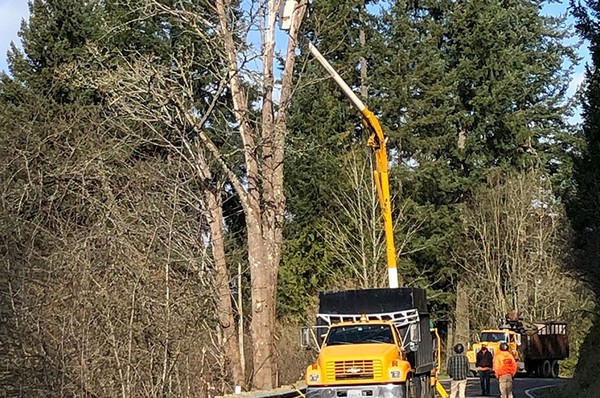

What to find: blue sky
left=0, top=0, right=28, bottom=73
left=544, top=1, right=588, bottom=100
left=0, top=0, right=588, bottom=108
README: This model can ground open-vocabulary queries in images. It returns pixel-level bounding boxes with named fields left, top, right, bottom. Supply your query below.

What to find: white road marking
left=524, top=384, right=555, bottom=398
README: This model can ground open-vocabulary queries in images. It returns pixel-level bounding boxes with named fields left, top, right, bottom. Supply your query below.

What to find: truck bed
left=524, top=323, right=569, bottom=360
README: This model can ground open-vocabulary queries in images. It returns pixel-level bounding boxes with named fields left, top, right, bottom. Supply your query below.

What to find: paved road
left=440, top=377, right=568, bottom=397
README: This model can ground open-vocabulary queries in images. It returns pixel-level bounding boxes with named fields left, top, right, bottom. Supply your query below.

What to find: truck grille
left=326, top=360, right=383, bottom=381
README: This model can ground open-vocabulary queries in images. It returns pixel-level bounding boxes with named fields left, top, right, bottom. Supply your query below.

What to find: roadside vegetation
left=1, top=0, right=600, bottom=396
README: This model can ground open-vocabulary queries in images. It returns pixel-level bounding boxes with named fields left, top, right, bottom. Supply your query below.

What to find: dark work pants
left=479, top=370, right=491, bottom=395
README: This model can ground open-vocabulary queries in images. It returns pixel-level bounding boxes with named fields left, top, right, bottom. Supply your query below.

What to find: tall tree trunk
left=214, top=0, right=306, bottom=389
left=247, top=220, right=273, bottom=388
left=198, top=154, right=245, bottom=388
left=454, top=280, right=470, bottom=346
left=204, top=182, right=245, bottom=386
left=258, top=1, right=282, bottom=386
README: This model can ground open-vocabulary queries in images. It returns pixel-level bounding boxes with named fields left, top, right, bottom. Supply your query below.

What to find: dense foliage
left=282, top=0, right=579, bottom=329
left=559, top=0, right=600, bottom=394
left=0, top=0, right=596, bottom=395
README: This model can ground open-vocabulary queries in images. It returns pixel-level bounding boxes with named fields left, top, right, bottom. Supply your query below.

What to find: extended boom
left=305, top=42, right=399, bottom=288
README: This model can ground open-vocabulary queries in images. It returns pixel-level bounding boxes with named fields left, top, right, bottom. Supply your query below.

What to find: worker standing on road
left=447, top=343, right=470, bottom=398
left=476, top=343, right=494, bottom=396
left=494, top=342, right=518, bottom=398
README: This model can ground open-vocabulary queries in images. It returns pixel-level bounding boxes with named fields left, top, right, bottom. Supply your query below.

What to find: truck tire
left=401, top=383, right=410, bottom=398
left=535, top=361, right=544, bottom=378
left=409, top=374, right=432, bottom=398
left=551, top=360, right=560, bottom=378
left=525, top=361, right=537, bottom=377
left=541, top=360, right=552, bottom=378
left=409, top=375, right=420, bottom=398
left=420, top=374, right=433, bottom=398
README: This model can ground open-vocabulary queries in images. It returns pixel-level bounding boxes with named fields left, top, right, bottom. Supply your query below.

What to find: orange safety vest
left=494, top=350, right=517, bottom=378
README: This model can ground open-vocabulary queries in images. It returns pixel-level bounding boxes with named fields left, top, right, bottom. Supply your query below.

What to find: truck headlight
left=309, top=373, right=320, bottom=382
left=389, top=370, right=401, bottom=379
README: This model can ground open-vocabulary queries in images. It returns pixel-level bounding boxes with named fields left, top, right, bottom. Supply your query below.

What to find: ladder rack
left=317, top=309, right=420, bottom=329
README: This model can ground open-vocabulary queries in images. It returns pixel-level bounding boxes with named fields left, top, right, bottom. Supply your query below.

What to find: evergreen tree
left=374, top=0, right=460, bottom=319
left=5, top=0, right=101, bottom=103
left=283, top=0, right=576, bottom=326
left=446, top=0, right=576, bottom=175
left=571, top=0, right=600, bottom=291
left=376, top=0, right=575, bottom=321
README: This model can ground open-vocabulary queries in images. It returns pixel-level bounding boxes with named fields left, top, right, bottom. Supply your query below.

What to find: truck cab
left=466, top=329, right=521, bottom=375
left=467, top=321, right=568, bottom=378
left=305, top=318, right=413, bottom=397
left=303, top=288, right=442, bottom=398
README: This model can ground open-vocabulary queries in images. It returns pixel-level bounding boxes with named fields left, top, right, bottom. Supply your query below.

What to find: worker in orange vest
left=494, top=342, right=518, bottom=398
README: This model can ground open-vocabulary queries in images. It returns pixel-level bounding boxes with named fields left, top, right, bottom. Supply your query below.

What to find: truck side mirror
left=410, top=323, right=421, bottom=343
left=300, top=327, right=311, bottom=349
left=300, top=326, right=321, bottom=352
left=408, top=342, right=419, bottom=352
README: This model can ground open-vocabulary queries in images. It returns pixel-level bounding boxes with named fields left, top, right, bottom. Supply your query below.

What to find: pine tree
left=570, top=0, right=600, bottom=290
left=446, top=0, right=575, bottom=174
left=373, top=0, right=460, bottom=317
left=283, top=0, right=576, bottom=327
left=5, top=0, right=102, bottom=103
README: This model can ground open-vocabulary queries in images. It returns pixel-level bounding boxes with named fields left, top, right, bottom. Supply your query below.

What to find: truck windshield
left=325, top=324, right=394, bottom=345
left=480, top=332, right=507, bottom=342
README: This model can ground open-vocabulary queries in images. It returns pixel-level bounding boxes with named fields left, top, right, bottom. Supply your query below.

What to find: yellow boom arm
left=305, top=41, right=399, bottom=288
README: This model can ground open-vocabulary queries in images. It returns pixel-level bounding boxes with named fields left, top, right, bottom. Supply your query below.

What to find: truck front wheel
left=409, top=374, right=432, bottom=398
left=409, top=375, right=421, bottom=398
left=398, top=383, right=409, bottom=398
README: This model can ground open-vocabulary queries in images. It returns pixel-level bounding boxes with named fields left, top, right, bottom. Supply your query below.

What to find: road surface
left=440, top=377, right=568, bottom=397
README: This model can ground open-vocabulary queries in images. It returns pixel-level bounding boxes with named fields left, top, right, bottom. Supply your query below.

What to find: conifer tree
left=283, top=0, right=576, bottom=324
left=446, top=0, right=575, bottom=173
left=6, top=0, right=101, bottom=103
left=382, top=0, right=575, bottom=319
left=570, top=0, right=600, bottom=290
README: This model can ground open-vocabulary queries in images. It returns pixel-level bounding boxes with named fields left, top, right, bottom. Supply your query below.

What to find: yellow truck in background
left=467, top=316, right=569, bottom=378
left=301, top=288, right=447, bottom=398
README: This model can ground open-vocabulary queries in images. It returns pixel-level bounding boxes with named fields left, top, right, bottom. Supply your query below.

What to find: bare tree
left=324, top=149, right=426, bottom=289
left=212, top=0, right=307, bottom=387
left=0, top=94, right=232, bottom=396
left=64, top=0, right=309, bottom=389
left=457, top=169, right=582, bottom=329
